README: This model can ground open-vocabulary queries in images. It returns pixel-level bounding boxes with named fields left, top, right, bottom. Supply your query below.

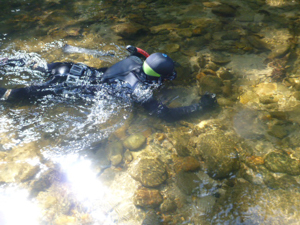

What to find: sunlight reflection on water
left=0, top=186, right=40, bottom=225
left=57, top=154, right=116, bottom=225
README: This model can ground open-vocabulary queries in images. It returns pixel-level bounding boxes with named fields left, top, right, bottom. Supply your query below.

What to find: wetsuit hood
left=143, top=53, right=176, bottom=81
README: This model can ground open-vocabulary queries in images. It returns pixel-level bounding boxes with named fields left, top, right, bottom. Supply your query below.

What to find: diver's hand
left=198, top=92, right=217, bottom=110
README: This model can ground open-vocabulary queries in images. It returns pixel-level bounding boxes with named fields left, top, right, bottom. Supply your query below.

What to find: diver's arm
left=141, top=93, right=217, bottom=121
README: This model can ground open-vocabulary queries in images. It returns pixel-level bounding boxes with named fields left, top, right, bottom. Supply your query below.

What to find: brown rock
left=111, top=22, right=146, bottom=38
left=133, top=187, right=163, bottom=208
left=129, top=158, right=167, bottom=187
left=212, top=4, right=236, bottom=17
left=174, top=156, right=201, bottom=173
left=198, top=75, right=223, bottom=95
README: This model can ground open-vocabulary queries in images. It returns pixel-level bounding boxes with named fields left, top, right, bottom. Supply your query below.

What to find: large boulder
left=196, top=131, right=240, bottom=179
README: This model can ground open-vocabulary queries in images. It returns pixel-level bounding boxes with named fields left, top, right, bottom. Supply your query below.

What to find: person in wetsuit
left=0, top=45, right=217, bottom=121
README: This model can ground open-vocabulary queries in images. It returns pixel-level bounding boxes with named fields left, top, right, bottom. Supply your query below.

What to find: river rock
left=267, top=124, right=287, bottom=139
left=246, top=35, right=270, bottom=50
left=221, top=30, right=241, bottom=40
left=173, top=156, right=201, bottom=173
left=129, top=158, right=167, bottom=187
left=198, top=75, right=223, bottom=95
left=162, top=43, right=180, bottom=53
left=216, top=67, right=234, bottom=80
left=173, top=132, right=191, bottom=157
left=142, top=209, right=161, bottom=225
left=133, top=187, right=163, bottom=208
left=211, top=52, right=231, bottom=64
left=174, top=171, right=201, bottom=195
left=196, top=132, right=239, bottom=179
left=207, top=182, right=300, bottom=224
left=212, top=4, right=236, bottom=17
left=160, top=198, right=177, bottom=212
left=111, top=22, right=146, bottom=38
left=106, top=141, right=124, bottom=166
left=123, top=133, right=146, bottom=151
left=150, top=23, right=178, bottom=34
left=264, top=150, right=300, bottom=175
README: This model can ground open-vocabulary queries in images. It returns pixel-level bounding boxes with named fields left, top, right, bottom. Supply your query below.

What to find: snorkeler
left=0, top=45, right=217, bottom=121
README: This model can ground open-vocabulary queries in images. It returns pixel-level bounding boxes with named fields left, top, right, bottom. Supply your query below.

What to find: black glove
left=198, top=92, right=218, bottom=110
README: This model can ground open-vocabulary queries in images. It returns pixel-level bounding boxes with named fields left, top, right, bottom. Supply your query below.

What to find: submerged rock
left=123, top=133, right=146, bottom=151
left=264, top=150, right=300, bottom=175
left=133, top=187, right=163, bottom=208
left=111, top=22, right=146, bottom=38
left=129, top=158, right=167, bottom=187
left=212, top=4, right=236, bottom=17
left=173, top=132, right=191, bottom=157
left=208, top=182, right=300, bottom=224
left=196, top=131, right=240, bottom=179
left=142, top=209, right=161, bottom=225
left=174, top=171, right=201, bottom=195
left=198, top=75, right=223, bottom=95
left=106, top=140, right=124, bottom=166
left=173, top=156, right=201, bottom=173
left=160, top=198, right=177, bottom=212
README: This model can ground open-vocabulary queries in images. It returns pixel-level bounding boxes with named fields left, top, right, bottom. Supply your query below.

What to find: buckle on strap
left=70, top=64, right=86, bottom=76
left=66, top=74, right=80, bottom=84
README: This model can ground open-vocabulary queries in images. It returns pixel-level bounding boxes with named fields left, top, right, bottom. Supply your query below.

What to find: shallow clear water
left=1, top=0, right=300, bottom=224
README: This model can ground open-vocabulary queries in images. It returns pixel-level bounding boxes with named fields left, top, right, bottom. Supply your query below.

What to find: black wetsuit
left=0, top=56, right=217, bottom=121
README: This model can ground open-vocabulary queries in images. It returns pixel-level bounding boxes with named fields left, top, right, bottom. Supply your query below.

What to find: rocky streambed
left=1, top=0, right=300, bottom=224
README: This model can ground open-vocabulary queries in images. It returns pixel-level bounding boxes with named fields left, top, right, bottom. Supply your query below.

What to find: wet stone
left=236, top=11, right=255, bottom=22
left=216, top=67, right=234, bottom=80
left=259, top=95, right=279, bottom=104
left=221, top=31, right=240, bottom=40
left=129, top=158, right=167, bottom=187
left=264, top=150, right=300, bottom=175
left=123, top=133, right=146, bottom=151
left=211, top=52, right=231, bottom=64
left=264, top=174, right=300, bottom=190
left=106, top=141, right=124, bottom=166
left=163, top=43, right=180, bottom=53
left=198, top=75, right=223, bottom=95
left=212, top=4, right=236, bottom=17
left=124, top=149, right=133, bottom=163
left=142, top=209, right=161, bottom=225
left=133, top=187, right=163, bottom=208
left=174, top=171, right=201, bottom=195
left=246, top=35, right=270, bottom=50
left=267, top=44, right=291, bottom=60
left=160, top=198, right=177, bottom=212
left=207, top=182, right=300, bottom=224
left=268, top=124, right=287, bottom=139
left=196, top=132, right=239, bottom=179
left=111, top=22, right=146, bottom=38
left=173, top=132, right=191, bottom=157
left=173, top=156, right=201, bottom=173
